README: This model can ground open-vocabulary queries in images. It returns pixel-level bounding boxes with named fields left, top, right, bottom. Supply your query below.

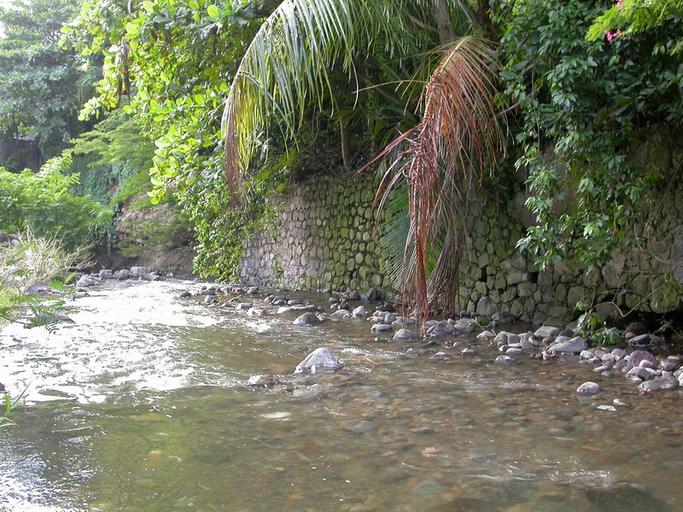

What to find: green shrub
left=0, top=156, right=113, bottom=249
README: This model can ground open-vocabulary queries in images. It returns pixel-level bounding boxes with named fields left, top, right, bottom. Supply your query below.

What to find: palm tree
left=222, top=0, right=504, bottom=326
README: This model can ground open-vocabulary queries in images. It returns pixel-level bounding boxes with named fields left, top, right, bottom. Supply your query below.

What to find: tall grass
left=0, top=229, right=89, bottom=326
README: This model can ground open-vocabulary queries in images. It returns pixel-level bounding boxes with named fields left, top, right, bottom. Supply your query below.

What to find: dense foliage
left=1, top=0, right=679, bottom=314
left=497, top=0, right=683, bottom=269
left=63, top=0, right=275, bottom=279
left=0, top=157, right=112, bottom=249
left=0, top=0, right=92, bottom=164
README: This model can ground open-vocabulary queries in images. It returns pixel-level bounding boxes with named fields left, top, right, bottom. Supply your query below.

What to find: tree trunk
left=434, top=0, right=455, bottom=44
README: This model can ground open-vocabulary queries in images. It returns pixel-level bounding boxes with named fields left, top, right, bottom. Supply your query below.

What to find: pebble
left=597, top=405, right=617, bottom=412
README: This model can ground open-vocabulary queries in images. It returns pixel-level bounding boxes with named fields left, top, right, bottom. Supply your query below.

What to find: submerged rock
left=294, top=347, right=342, bottom=374
left=639, top=376, right=678, bottom=393
left=247, top=374, right=278, bottom=387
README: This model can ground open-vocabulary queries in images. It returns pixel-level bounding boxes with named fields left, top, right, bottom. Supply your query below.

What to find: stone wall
left=457, top=181, right=683, bottom=325
left=239, top=174, right=385, bottom=293
left=239, top=160, right=683, bottom=324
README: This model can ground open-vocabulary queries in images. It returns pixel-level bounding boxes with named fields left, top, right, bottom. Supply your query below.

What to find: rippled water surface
left=1, top=281, right=682, bottom=511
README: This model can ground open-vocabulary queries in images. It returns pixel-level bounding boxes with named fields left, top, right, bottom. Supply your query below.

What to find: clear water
left=1, top=280, right=682, bottom=511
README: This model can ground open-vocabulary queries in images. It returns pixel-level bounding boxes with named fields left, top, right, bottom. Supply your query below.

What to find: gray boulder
left=638, top=376, right=679, bottom=393
left=113, top=269, right=130, bottom=280
left=295, top=347, right=342, bottom=374
left=129, top=266, right=151, bottom=278
left=352, top=305, right=368, bottom=318
left=576, top=381, right=601, bottom=396
left=371, top=323, right=393, bottom=333
left=628, top=350, right=657, bottom=368
left=548, top=336, right=587, bottom=353
left=293, top=312, right=321, bottom=326
left=76, top=275, right=97, bottom=289
left=393, top=328, right=419, bottom=341
left=330, top=309, right=351, bottom=320
left=98, top=269, right=114, bottom=279
left=534, top=325, right=561, bottom=339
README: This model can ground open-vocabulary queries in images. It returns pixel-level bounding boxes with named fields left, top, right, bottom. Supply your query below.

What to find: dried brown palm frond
left=366, top=36, right=504, bottom=328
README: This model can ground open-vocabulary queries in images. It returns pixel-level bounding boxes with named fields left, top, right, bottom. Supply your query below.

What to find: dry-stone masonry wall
left=456, top=181, right=683, bottom=325
left=240, top=164, right=683, bottom=325
left=239, top=174, right=385, bottom=293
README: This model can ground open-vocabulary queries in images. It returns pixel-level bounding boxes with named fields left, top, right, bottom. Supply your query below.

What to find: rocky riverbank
left=73, top=270, right=683, bottom=402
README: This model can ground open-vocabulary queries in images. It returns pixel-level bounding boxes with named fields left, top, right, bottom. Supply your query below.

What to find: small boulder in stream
left=393, top=328, right=419, bottom=341
left=292, top=312, right=321, bottom=326
left=576, top=381, right=601, bottom=396
left=295, top=347, right=342, bottom=374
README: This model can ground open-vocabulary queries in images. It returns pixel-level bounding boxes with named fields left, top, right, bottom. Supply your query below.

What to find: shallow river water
left=1, top=280, right=682, bottom=512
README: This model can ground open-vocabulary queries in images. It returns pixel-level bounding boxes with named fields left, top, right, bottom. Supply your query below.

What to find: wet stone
left=661, top=356, right=681, bottom=372
left=346, top=420, right=374, bottom=434
left=535, top=326, right=561, bottom=339
left=331, top=309, right=351, bottom=320
left=628, top=350, right=657, bottom=367
left=352, top=306, right=368, bottom=318
left=370, top=323, right=393, bottom=333
left=393, top=329, right=418, bottom=342
left=639, top=376, right=679, bottom=393
left=294, top=348, right=342, bottom=374
left=576, top=382, right=601, bottom=396
left=293, top=312, right=321, bottom=326
left=548, top=336, right=587, bottom=353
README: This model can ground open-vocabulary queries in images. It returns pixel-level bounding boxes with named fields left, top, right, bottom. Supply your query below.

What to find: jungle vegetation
left=0, top=0, right=681, bottom=321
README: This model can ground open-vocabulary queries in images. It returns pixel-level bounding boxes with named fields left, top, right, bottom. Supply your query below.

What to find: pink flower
left=605, top=29, right=622, bottom=44
left=616, top=0, right=624, bottom=9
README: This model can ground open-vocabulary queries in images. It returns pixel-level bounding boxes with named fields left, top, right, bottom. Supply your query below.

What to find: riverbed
left=1, top=280, right=682, bottom=511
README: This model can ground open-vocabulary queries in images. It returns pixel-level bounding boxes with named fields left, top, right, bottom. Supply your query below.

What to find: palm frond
left=371, top=37, right=504, bottom=326
left=222, top=0, right=472, bottom=204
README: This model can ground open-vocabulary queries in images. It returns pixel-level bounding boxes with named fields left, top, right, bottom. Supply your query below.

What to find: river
left=1, top=280, right=681, bottom=511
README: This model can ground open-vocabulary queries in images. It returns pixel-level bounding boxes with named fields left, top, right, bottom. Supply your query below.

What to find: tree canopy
left=0, top=0, right=92, bottom=164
